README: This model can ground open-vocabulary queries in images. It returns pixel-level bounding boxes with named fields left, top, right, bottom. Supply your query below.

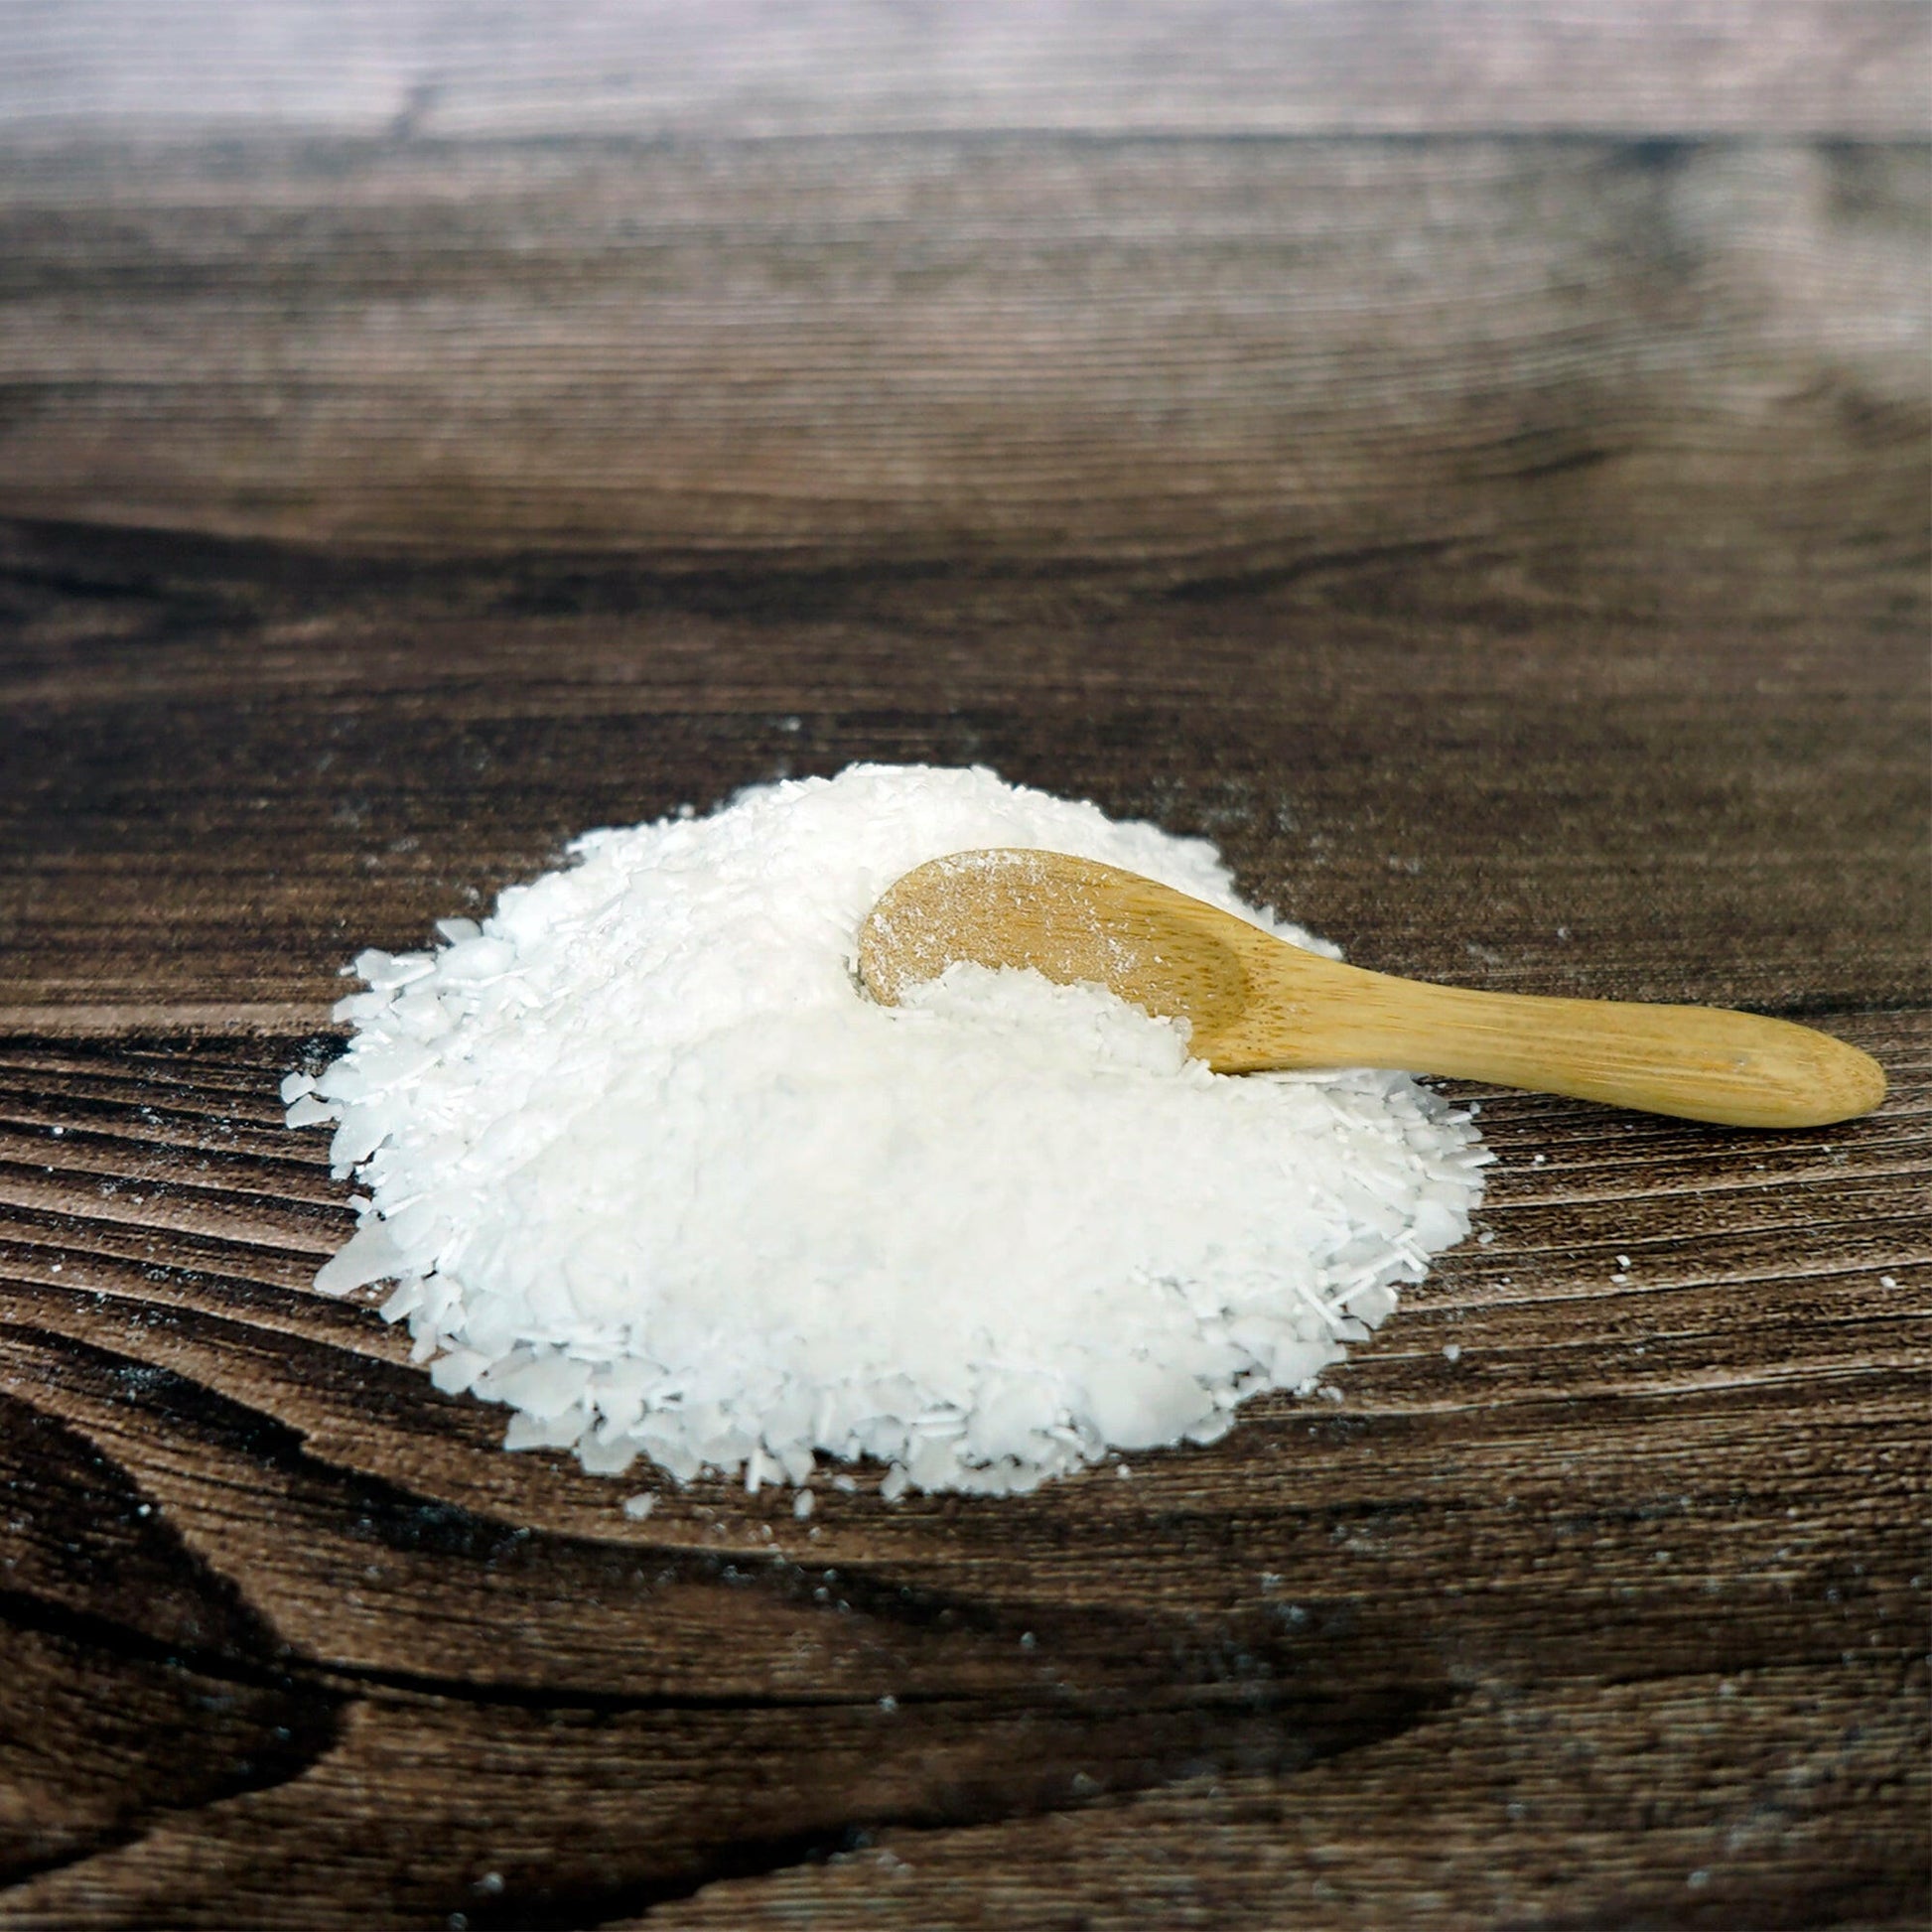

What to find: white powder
left=290, top=763, right=1488, bottom=1496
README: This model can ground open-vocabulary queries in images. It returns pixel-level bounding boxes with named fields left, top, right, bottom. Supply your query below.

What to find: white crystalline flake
left=294, top=763, right=1488, bottom=1496
left=312, top=1216, right=408, bottom=1296
left=1080, top=1361, right=1217, bottom=1450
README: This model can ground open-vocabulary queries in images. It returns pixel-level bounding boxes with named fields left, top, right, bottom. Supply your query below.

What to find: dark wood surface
left=1, top=7, right=1928, bottom=1925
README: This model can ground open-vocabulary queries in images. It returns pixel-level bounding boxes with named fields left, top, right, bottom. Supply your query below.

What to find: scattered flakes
left=621, top=1494, right=657, bottom=1521
left=1443, top=1343, right=1462, bottom=1363
left=792, top=1489, right=815, bottom=1520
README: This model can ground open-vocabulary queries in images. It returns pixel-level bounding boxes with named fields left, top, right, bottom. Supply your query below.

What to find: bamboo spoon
left=857, top=850, right=1885, bottom=1128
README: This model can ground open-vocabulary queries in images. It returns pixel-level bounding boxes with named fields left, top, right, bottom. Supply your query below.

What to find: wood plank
left=0, top=138, right=1924, bottom=557
left=633, top=1664, right=1929, bottom=1929
left=0, top=1019, right=1923, bottom=1923
left=0, top=73, right=1925, bottom=1925
left=4, top=517, right=1925, bottom=1018
left=3, top=1, right=1926, bottom=143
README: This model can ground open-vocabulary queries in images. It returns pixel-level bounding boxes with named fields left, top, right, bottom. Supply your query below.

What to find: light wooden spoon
left=857, top=849, right=1885, bottom=1128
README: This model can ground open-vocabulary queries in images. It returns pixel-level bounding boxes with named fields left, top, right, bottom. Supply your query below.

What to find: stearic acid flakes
left=289, top=764, right=1488, bottom=1497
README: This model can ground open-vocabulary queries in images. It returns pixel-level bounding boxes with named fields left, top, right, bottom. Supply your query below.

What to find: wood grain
left=3, top=2, right=1927, bottom=144
left=0, top=1021, right=1924, bottom=1925
left=0, top=530, right=1925, bottom=1925
left=0, top=22, right=1928, bottom=1918
left=4, top=514, right=1925, bottom=1020
left=0, top=138, right=1925, bottom=558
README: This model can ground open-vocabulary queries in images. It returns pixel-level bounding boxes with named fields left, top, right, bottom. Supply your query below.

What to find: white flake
left=296, top=765, right=1487, bottom=1497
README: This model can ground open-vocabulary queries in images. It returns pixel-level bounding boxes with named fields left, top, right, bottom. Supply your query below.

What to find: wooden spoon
left=857, top=849, right=1885, bottom=1128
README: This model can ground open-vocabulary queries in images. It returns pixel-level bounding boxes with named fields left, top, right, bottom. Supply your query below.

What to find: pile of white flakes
left=289, top=763, right=1489, bottom=1498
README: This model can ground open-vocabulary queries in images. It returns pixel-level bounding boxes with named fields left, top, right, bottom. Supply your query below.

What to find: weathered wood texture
left=1, top=139, right=1925, bottom=559
left=2, top=550, right=1924, bottom=1927
left=4, top=514, right=1927, bottom=1024
left=4, top=1, right=1927, bottom=142
left=1, top=9, right=1929, bottom=1921
left=0, top=1023, right=1924, bottom=1927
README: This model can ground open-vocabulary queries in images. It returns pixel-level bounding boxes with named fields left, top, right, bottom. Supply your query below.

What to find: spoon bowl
left=857, top=849, right=1886, bottom=1128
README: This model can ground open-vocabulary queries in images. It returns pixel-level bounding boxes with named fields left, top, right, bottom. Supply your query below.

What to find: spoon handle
left=1253, top=961, right=1885, bottom=1128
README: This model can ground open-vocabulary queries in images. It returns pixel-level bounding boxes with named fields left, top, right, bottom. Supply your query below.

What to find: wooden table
left=1, top=7, right=1927, bottom=1925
